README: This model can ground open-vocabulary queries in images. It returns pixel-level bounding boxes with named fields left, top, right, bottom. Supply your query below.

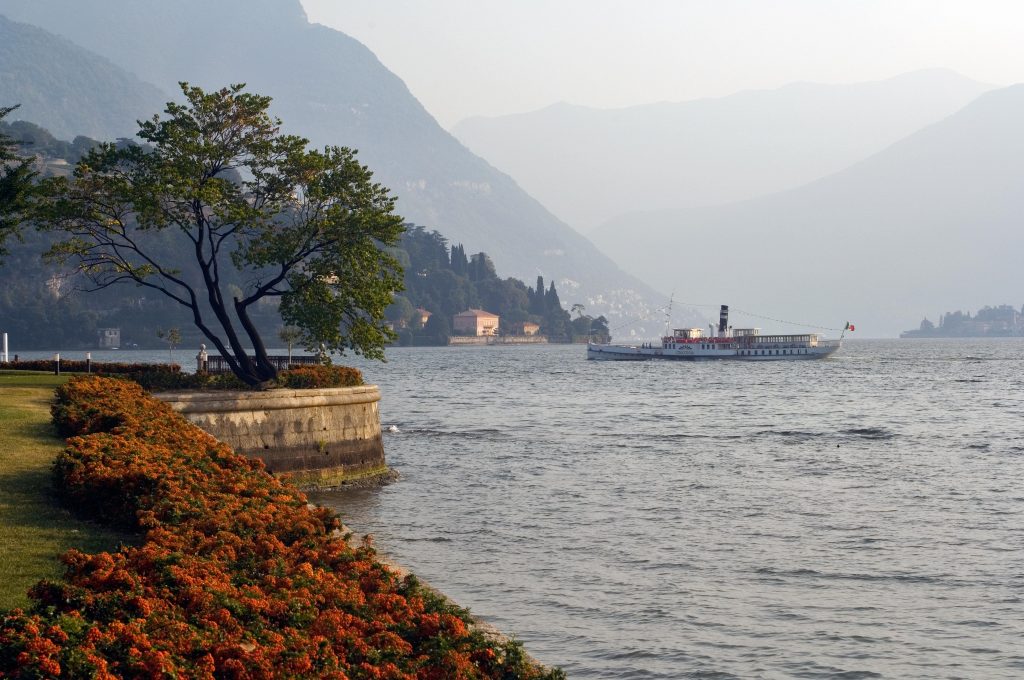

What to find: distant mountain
left=452, top=70, right=991, bottom=231
left=0, top=0, right=667, bottom=325
left=587, top=84, right=1024, bottom=338
left=0, top=14, right=166, bottom=141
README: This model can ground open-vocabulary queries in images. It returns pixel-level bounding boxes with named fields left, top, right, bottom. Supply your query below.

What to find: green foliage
left=31, top=83, right=404, bottom=386
left=0, top=105, right=39, bottom=262
left=0, top=119, right=102, bottom=166
left=156, top=327, right=182, bottom=362
left=391, top=227, right=577, bottom=344
left=275, top=365, right=363, bottom=389
left=278, top=324, right=302, bottom=362
left=278, top=324, right=302, bottom=346
left=539, top=280, right=571, bottom=339
left=128, top=368, right=248, bottom=392
left=6, top=360, right=179, bottom=377
left=571, top=314, right=610, bottom=342
left=385, top=294, right=416, bottom=327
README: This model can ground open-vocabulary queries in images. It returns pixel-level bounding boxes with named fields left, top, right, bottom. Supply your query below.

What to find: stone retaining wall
left=157, top=386, right=386, bottom=487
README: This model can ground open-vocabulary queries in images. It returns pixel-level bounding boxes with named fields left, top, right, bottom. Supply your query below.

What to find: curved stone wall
left=157, top=386, right=386, bottom=487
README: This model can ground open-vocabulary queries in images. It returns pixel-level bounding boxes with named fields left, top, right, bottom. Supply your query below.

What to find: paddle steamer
left=587, top=305, right=843, bottom=361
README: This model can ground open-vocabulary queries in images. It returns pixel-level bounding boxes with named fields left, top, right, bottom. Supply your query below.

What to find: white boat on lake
left=587, top=305, right=843, bottom=361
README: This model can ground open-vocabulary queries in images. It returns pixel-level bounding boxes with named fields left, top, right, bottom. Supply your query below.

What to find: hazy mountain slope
left=0, top=0, right=665, bottom=323
left=588, top=84, right=1024, bottom=337
left=453, top=70, right=990, bottom=230
left=0, top=14, right=167, bottom=141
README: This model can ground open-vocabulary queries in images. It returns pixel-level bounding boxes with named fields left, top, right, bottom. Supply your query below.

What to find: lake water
left=13, top=340, right=1024, bottom=677
left=316, top=340, right=1024, bottom=679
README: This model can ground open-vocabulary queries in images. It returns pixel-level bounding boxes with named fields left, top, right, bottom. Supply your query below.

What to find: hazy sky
left=300, top=0, right=1024, bottom=128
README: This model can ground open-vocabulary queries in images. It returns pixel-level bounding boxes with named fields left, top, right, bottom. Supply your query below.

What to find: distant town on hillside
left=901, top=304, right=1024, bottom=338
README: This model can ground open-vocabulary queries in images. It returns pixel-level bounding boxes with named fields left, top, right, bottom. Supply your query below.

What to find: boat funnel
left=718, top=305, right=729, bottom=335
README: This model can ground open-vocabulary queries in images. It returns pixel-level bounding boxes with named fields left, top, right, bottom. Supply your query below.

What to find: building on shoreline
left=97, top=327, right=121, bottom=348
left=453, top=309, right=499, bottom=336
left=508, top=321, right=541, bottom=336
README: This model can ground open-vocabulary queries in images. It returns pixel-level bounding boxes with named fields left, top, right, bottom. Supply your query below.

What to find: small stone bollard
left=196, top=344, right=208, bottom=374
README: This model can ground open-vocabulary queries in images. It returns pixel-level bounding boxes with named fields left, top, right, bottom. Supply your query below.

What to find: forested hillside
left=0, top=0, right=663, bottom=324
left=0, top=125, right=602, bottom=351
left=0, top=14, right=166, bottom=141
left=389, top=227, right=608, bottom=345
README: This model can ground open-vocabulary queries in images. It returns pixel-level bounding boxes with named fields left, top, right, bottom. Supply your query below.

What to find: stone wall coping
left=156, top=384, right=382, bottom=414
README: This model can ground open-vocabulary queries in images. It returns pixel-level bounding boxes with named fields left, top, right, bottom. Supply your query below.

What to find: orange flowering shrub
left=0, top=377, right=562, bottom=679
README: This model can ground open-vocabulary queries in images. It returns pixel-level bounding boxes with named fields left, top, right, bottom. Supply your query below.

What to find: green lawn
left=0, top=372, right=129, bottom=610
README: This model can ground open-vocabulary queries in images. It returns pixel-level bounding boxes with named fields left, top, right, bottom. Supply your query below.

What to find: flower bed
left=0, top=377, right=561, bottom=679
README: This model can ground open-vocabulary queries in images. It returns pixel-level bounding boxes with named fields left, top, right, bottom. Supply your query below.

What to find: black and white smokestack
left=718, top=305, right=729, bottom=335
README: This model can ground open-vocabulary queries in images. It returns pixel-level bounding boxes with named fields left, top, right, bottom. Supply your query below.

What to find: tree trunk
left=235, top=297, right=278, bottom=386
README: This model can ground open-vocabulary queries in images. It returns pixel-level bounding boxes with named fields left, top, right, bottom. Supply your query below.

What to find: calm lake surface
left=316, top=339, right=1024, bottom=679
left=16, top=340, right=1024, bottom=677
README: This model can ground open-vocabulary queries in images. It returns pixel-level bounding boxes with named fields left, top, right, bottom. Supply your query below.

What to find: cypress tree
left=530, top=275, right=546, bottom=315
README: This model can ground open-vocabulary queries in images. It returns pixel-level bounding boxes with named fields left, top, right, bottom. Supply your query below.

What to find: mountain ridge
left=0, top=0, right=668, bottom=324
left=0, top=14, right=167, bottom=141
left=452, top=68, right=992, bottom=231
left=588, top=83, right=1024, bottom=337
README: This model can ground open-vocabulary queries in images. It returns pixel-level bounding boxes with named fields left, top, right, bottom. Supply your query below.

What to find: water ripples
left=310, top=339, right=1024, bottom=678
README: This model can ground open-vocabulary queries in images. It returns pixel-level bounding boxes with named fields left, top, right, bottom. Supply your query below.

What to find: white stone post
left=196, top=344, right=208, bottom=374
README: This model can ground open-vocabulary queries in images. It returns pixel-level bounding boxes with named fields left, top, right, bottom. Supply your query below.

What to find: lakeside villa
left=450, top=309, right=549, bottom=345
left=453, top=309, right=500, bottom=336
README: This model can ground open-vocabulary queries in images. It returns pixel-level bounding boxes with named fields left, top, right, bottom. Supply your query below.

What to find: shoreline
left=0, top=375, right=559, bottom=677
left=333, top=519, right=554, bottom=674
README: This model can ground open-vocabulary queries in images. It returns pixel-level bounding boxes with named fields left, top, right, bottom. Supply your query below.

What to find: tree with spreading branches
left=35, top=83, right=404, bottom=387
left=0, top=105, right=39, bottom=262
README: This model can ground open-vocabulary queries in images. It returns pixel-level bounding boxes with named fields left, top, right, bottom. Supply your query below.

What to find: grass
left=0, top=371, right=129, bottom=610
